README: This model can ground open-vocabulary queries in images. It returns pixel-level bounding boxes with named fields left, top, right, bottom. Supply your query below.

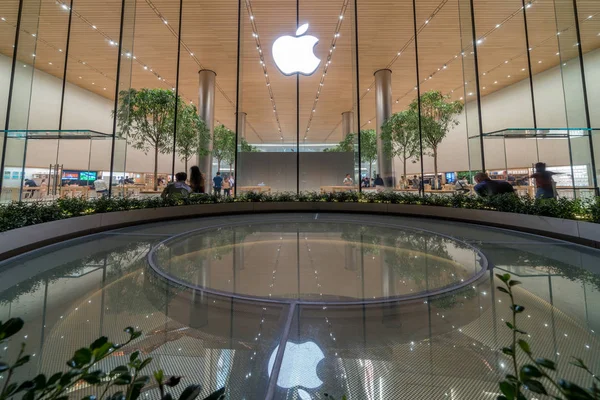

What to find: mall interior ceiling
left=0, top=0, right=599, bottom=144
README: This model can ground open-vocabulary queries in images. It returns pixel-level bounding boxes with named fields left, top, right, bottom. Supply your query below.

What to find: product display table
left=238, top=186, right=271, bottom=193
left=320, top=186, right=358, bottom=193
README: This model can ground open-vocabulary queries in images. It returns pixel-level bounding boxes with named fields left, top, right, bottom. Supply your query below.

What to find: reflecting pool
left=0, top=213, right=598, bottom=399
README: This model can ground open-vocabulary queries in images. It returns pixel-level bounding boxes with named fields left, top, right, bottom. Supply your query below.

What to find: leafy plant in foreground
left=496, top=273, right=599, bottom=400
left=0, top=318, right=224, bottom=400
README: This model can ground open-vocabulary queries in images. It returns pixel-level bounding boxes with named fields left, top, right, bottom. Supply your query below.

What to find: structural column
left=237, top=112, right=247, bottom=140
left=341, top=111, right=354, bottom=139
left=197, top=69, right=216, bottom=189
left=374, top=69, right=394, bottom=188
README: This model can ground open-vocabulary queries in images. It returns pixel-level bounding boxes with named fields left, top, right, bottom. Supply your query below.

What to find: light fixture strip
left=245, top=0, right=284, bottom=140
left=304, top=0, right=349, bottom=140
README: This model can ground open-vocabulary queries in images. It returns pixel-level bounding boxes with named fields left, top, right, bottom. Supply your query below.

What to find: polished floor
left=0, top=213, right=599, bottom=399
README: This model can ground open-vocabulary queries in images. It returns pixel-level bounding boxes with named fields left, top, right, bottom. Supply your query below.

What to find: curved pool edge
left=1, top=202, right=599, bottom=262
left=145, top=216, right=490, bottom=305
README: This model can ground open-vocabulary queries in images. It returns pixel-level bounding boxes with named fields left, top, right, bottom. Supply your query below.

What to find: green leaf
left=15, top=380, right=35, bottom=393
left=178, top=384, right=203, bottom=400
left=508, top=280, right=522, bottom=287
left=535, top=358, right=556, bottom=370
left=82, top=370, right=105, bottom=385
left=164, top=376, right=181, bottom=387
left=130, top=351, right=139, bottom=363
left=505, top=321, right=514, bottom=330
left=134, top=376, right=150, bottom=386
left=110, top=366, right=129, bottom=376
left=499, top=381, right=516, bottom=400
left=47, top=372, right=62, bottom=386
left=517, top=340, right=531, bottom=355
left=523, top=379, right=547, bottom=395
left=4, top=383, right=18, bottom=396
left=93, top=342, right=113, bottom=359
left=32, top=374, right=47, bottom=389
left=558, top=379, right=594, bottom=398
left=69, top=348, right=93, bottom=367
left=14, top=355, right=31, bottom=368
left=138, top=358, right=152, bottom=370
left=0, top=318, right=24, bottom=340
left=511, top=305, right=525, bottom=313
left=0, top=362, right=9, bottom=372
left=153, top=370, right=164, bottom=384
left=496, top=273, right=511, bottom=283
left=162, top=394, right=173, bottom=400
left=82, top=396, right=97, bottom=400
left=502, top=346, right=514, bottom=356
left=569, top=357, right=587, bottom=369
left=114, top=373, right=133, bottom=385
left=90, top=336, right=108, bottom=350
left=497, top=287, right=509, bottom=294
left=520, top=364, right=543, bottom=379
left=201, top=387, right=225, bottom=400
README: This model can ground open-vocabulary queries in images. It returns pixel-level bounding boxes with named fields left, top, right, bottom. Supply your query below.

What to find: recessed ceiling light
left=538, top=60, right=542, bottom=63
left=495, top=24, right=501, bottom=28
left=163, top=20, right=168, bottom=24
left=92, top=25, right=97, bottom=29
left=48, top=62, right=52, bottom=65
left=61, top=4, right=68, bottom=10
left=504, top=60, right=509, bottom=64
left=494, top=81, right=498, bottom=84
left=507, top=75, right=511, bottom=78
left=1, top=17, right=6, bottom=21
left=521, top=68, right=526, bottom=71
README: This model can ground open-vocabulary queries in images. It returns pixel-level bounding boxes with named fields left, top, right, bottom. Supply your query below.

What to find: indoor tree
left=239, top=138, right=260, bottom=153
left=409, top=90, right=463, bottom=188
left=212, top=124, right=236, bottom=173
left=115, top=88, right=175, bottom=190
left=381, top=110, right=420, bottom=182
left=323, top=130, right=378, bottom=179
left=174, top=102, right=210, bottom=172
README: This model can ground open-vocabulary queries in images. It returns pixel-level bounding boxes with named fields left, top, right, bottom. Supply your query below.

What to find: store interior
left=0, top=0, right=599, bottom=201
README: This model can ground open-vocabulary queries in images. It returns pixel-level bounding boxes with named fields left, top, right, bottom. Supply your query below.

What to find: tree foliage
left=174, top=102, right=210, bottom=172
left=408, top=90, right=463, bottom=185
left=323, top=130, right=378, bottom=178
left=381, top=111, right=421, bottom=180
left=212, top=125, right=235, bottom=172
left=115, top=88, right=175, bottom=190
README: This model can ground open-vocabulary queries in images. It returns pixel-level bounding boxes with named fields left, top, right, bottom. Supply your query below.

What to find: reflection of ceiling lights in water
left=268, top=341, right=324, bottom=395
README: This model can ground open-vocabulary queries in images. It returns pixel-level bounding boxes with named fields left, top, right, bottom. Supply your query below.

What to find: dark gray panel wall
left=237, top=151, right=354, bottom=192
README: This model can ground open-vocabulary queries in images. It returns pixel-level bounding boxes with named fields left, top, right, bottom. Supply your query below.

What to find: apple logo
left=267, top=341, right=325, bottom=396
left=272, top=23, right=321, bottom=76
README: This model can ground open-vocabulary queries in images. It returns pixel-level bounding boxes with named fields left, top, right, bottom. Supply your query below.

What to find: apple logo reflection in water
left=272, top=24, right=321, bottom=76
left=268, top=341, right=325, bottom=399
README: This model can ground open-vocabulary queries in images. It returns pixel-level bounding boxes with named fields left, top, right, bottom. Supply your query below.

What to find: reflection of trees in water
left=0, top=241, right=151, bottom=305
left=490, top=249, right=600, bottom=292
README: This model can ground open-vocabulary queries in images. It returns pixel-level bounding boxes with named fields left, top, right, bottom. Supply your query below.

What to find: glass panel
left=236, top=0, right=297, bottom=195
left=298, top=0, right=358, bottom=194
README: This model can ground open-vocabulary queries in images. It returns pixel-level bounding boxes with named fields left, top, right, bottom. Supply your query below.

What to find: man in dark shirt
left=473, top=172, right=515, bottom=198
left=213, top=172, right=223, bottom=196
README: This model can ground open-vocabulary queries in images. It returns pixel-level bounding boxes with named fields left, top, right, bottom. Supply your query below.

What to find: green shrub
left=0, top=192, right=598, bottom=233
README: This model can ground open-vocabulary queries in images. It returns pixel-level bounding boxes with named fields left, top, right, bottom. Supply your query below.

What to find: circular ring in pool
left=147, top=214, right=489, bottom=304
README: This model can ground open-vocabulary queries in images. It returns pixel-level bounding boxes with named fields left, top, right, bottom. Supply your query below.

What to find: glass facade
left=0, top=0, right=599, bottom=200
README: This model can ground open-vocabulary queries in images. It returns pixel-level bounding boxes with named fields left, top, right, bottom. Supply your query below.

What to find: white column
left=341, top=111, right=354, bottom=139
left=374, top=69, right=395, bottom=188
left=197, top=70, right=216, bottom=189
left=237, top=112, right=247, bottom=140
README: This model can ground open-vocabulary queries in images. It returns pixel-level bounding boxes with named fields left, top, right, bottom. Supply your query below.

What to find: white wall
left=0, top=54, right=184, bottom=175
left=397, top=49, right=600, bottom=176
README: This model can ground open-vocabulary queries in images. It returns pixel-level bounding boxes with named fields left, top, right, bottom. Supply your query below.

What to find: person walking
left=189, top=166, right=205, bottom=194
left=530, top=162, right=558, bottom=199
left=213, top=172, right=223, bottom=196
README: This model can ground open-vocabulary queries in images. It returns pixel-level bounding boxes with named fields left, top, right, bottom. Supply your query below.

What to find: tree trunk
left=153, top=145, right=159, bottom=191
left=217, top=158, right=221, bottom=173
left=184, top=157, right=188, bottom=175
left=369, top=162, right=372, bottom=182
left=403, top=157, right=407, bottom=185
left=433, top=147, right=438, bottom=190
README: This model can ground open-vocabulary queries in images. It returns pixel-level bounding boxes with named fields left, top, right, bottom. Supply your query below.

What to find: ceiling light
left=521, top=68, right=526, bottom=71
left=59, top=49, right=62, bottom=52
left=190, top=52, right=194, bottom=56
left=109, top=40, right=114, bottom=45
left=92, top=82, right=95, bottom=85
left=495, top=24, right=501, bottom=28
left=425, top=20, right=429, bottom=24
left=460, top=97, right=463, bottom=100
left=538, top=60, right=542, bottom=63
left=468, top=92, right=473, bottom=96
left=92, top=25, right=97, bottom=29
left=143, top=66, right=148, bottom=70
left=494, top=81, right=498, bottom=84
left=526, top=3, right=531, bottom=8
left=528, top=47, right=532, bottom=51
left=1, top=17, right=6, bottom=21
left=61, top=4, right=68, bottom=10
left=477, top=39, right=483, bottom=44
left=397, top=52, right=401, bottom=56
left=250, top=15, right=254, bottom=20
left=103, top=87, right=106, bottom=90
left=48, top=62, right=52, bottom=65
left=556, top=52, right=560, bottom=55
left=163, top=20, right=168, bottom=24
left=504, top=60, right=508, bottom=64
left=482, top=87, right=486, bottom=89
left=443, top=64, right=447, bottom=69
left=32, top=53, right=36, bottom=57
left=588, top=15, right=592, bottom=19
left=339, top=15, right=343, bottom=20
left=507, top=75, right=511, bottom=78
left=32, top=33, right=36, bottom=37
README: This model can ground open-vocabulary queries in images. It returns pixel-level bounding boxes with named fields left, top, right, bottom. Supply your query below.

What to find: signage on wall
left=272, top=24, right=321, bottom=76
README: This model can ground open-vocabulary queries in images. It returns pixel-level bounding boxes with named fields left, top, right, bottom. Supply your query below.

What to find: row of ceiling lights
left=360, top=1, right=598, bottom=128
left=245, top=0, right=284, bottom=141
left=303, top=0, right=350, bottom=142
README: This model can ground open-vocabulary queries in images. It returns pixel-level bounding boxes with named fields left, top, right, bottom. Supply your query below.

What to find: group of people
left=161, top=166, right=235, bottom=199
left=473, top=162, right=559, bottom=199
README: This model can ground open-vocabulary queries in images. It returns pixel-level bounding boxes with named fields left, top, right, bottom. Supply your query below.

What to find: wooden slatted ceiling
left=0, top=0, right=598, bottom=143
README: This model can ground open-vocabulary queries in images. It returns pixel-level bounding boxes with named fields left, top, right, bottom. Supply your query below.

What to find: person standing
left=222, top=175, right=232, bottom=197
left=213, top=172, right=223, bottom=196
left=94, top=177, right=109, bottom=198
left=530, top=162, right=558, bottom=199
left=189, top=166, right=205, bottom=194
left=161, top=172, right=192, bottom=200
left=374, top=174, right=384, bottom=192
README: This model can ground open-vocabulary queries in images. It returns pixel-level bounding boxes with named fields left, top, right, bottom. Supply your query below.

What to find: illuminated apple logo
left=272, top=24, right=321, bottom=76
left=268, top=341, right=325, bottom=395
